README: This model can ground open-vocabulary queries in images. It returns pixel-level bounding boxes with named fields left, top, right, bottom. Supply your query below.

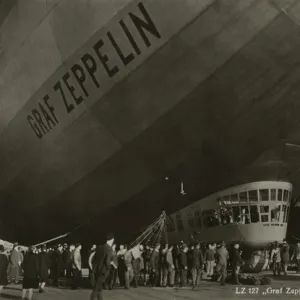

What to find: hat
left=105, top=232, right=114, bottom=241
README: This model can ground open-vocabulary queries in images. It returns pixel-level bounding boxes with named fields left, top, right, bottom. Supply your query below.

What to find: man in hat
left=281, top=240, right=290, bottom=276
left=51, top=244, right=63, bottom=287
left=117, top=245, right=126, bottom=286
left=179, top=244, right=189, bottom=287
left=159, top=245, right=168, bottom=287
left=90, top=233, right=114, bottom=300
left=270, top=242, right=281, bottom=276
left=163, top=244, right=175, bottom=287
left=142, top=245, right=151, bottom=286
left=62, top=243, right=69, bottom=277
left=231, top=243, right=243, bottom=285
left=150, top=244, right=160, bottom=287
left=216, top=241, right=229, bottom=286
left=107, top=243, right=118, bottom=290
left=191, top=242, right=204, bottom=289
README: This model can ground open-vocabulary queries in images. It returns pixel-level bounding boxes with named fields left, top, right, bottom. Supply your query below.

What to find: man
left=18, top=247, right=24, bottom=270
left=291, top=242, right=300, bottom=273
left=150, top=244, right=160, bottom=287
left=124, top=248, right=134, bottom=289
left=62, top=243, right=69, bottom=277
left=90, top=233, right=114, bottom=300
left=139, top=245, right=144, bottom=274
left=216, top=242, right=229, bottom=286
left=107, top=244, right=118, bottom=290
left=117, top=245, right=126, bottom=287
left=179, top=244, right=188, bottom=287
left=231, top=243, right=243, bottom=285
left=281, top=240, right=289, bottom=276
left=88, top=245, right=97, bottom=287
left=38, top=245, right=50, bottom=293
left=204, top=243, right=215, bottom=278
left=9, top=243, right=21, bottom=284
left=163, top=244, right=175, bottom=287
left=191, top=243, right=204, bottom=289
left=131, top=245, right=141, bottom=288
left=72, top=243, right=82, bottom=290
left=142, top=245, right=151, bottom=286
left=271, top=242, right=281, bottom=276
left=159, top=245, right=168, bottom=287
left=173, top=245, right=181, bottom=285
left=67, top=245, right=75, bottom=278
left=51, top=245, right=63, bottom=287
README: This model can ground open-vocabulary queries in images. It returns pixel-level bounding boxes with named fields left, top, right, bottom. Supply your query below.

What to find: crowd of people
left=0, top=236, right=300, bottom=300
left=270, top=240, right=300, bottom=275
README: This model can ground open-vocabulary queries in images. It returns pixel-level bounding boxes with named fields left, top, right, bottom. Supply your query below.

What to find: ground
left=1, top=273, right=300, bottom=300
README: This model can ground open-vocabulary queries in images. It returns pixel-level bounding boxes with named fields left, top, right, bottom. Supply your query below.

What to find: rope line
left=152, top=218, right=165, bottom=246
left=131, top=222, right=161, bottom=248
left=130, top=214, right=164, bottom=248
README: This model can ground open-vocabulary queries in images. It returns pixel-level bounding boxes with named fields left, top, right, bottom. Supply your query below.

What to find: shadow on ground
left=3, top=287, right=21, bottom=291
left=270, top=275, right=300, bottom=281
left=0, top=294, right=21, bottom=299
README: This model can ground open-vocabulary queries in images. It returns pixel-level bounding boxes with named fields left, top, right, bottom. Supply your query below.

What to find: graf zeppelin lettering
left=27, top=2, right=161, bottom=139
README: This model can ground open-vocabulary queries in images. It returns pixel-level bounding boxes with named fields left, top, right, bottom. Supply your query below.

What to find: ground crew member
left=216, top=241, right=229, bottom=286
left=270, top=242, right=281, bottom=276
left=163, top=244, right=175, bottom=287
left=150, top=244, right=160, bottom=287
left=179, top=244, right=188, bottom=287
left=107, top=244, right=118, bottom=290
left=291, top=242, right=300, bottom=273
left=117, top=245, right=126, bottom=286
left=204, top=243, right=215, bottom=277
left=231, top=243, right=243, bottom=285
left=90, top=233, right=114, bottom=300
left=281, top=240, right=289, bottom=275
left=159, top=245, right=168, bottom=287
left=142, top=245, right=151, bottom=285
left=124, top=248, right=134, bottom=289
left=191, top=242, right=204, bottom=289
left=131, top=245, right=141, bottom=288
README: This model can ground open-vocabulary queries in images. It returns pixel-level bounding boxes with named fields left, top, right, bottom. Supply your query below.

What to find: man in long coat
left=90, top=233, right=114, bottom=300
